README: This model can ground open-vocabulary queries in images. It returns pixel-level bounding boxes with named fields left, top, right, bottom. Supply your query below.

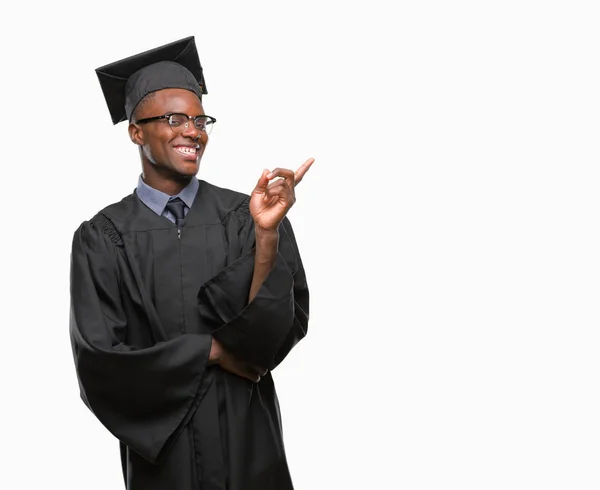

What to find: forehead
left=144, top=88, right=204, bottom=115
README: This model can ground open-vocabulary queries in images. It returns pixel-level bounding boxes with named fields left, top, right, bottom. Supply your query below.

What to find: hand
left=249, top=158, right=315, bottom=232
left=209, top=338, right=267, bottom=383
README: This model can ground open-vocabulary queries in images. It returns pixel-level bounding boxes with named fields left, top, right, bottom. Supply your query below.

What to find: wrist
left=208, top=338, right=222, bottom=365
left=254, top=227, right=279, bottom=263
left=254, top=224, right=279, bottom=240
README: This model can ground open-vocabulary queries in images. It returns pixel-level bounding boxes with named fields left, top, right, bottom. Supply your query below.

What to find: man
left=70, top=36, right=313, bottom=490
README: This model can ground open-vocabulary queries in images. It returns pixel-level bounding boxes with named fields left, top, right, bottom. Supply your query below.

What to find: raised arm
left=197, top=159, right=314, bottom=370
left=247, top=158, right=314, bottom=302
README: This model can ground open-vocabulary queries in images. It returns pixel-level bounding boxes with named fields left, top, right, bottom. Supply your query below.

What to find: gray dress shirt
left=135, top=175, right=199, bottom=223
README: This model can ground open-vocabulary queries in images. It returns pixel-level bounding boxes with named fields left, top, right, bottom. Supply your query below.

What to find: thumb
left=253, top=169, right=270, bottom=194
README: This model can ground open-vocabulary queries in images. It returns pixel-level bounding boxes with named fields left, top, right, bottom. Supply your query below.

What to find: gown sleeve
left=69, top=218, right=214, bottom=465
left=197, top=199, right=309, bottom=370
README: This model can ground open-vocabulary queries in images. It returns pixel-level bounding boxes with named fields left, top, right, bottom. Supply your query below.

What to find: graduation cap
left=95, top=36, right=208, bottom=124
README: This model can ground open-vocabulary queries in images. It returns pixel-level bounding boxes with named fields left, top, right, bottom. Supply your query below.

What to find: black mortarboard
left=95, top=36, right=208, bottom=124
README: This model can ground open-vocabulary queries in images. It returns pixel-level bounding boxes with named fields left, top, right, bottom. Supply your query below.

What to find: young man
left=70, top=37, right=313, bottom=490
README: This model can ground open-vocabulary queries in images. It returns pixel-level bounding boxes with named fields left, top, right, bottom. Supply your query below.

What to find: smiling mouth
left=174, top=146, right=198, bottom=156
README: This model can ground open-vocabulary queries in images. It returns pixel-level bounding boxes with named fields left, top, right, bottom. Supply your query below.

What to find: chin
left=173, top=161, right=200, bottom=178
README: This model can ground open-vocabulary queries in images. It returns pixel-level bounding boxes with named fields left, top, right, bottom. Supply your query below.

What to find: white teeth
left=175, top=146, right=197, bottom=155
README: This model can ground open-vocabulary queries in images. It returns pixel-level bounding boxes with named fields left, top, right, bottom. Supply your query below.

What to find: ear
left=128, top=122, right=144, bottom=146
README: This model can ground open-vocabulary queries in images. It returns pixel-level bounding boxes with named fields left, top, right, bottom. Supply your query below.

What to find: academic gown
left=69, top=179, right=309, bottom=490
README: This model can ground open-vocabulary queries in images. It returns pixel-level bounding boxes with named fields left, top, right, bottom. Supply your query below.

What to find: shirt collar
left=136, top=175, right=199, bottom=216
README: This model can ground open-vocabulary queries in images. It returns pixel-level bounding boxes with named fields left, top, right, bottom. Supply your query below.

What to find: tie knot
left=166, top=197, right=186, bottom=222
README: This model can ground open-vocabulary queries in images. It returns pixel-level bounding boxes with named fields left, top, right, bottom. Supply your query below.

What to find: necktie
left=165, top=197, right=186, bottom=230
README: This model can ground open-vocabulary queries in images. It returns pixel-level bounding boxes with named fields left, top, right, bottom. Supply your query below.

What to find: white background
left=1, top=1, right=599, bottom=488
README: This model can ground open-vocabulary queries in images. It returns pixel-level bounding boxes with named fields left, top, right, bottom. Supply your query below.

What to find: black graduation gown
left=69, top=179, right=309, bottom=490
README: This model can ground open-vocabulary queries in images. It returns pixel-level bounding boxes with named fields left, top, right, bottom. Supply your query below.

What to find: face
left=129, top=88, right=208, bottom=179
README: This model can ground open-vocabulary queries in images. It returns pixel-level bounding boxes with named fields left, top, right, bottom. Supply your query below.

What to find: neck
left=141, top=163, right=193, bottom=196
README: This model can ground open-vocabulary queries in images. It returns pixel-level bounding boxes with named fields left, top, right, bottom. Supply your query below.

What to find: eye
left=169, top=114, right=187, bottom=127
left=195, top=116, right=212, bottom=131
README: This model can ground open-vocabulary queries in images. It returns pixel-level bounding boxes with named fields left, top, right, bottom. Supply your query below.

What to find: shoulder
left=199, top=180, right=249, bottom=206
left=197, top=180, right=250, bottom=222
left=96, top=193, right=138, bottom=228
left=73, top=193, right=136, bottom=246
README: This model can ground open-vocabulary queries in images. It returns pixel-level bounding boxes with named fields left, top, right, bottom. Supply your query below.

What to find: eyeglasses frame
left=135, top=113, right=217, bottom=133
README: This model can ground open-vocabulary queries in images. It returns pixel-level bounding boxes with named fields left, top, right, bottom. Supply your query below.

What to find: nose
left=181, top=120, right=201, bottom=140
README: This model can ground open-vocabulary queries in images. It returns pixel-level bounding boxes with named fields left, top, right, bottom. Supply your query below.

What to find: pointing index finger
left=294, top=158, right=315, bottom=186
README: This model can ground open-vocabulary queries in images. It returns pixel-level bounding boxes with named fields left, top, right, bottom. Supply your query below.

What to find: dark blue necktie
left=165, top=197, right=186, bottom=230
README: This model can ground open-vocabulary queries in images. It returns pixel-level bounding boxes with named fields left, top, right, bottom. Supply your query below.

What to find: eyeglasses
left=135, top=113, right=217, bottom=135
